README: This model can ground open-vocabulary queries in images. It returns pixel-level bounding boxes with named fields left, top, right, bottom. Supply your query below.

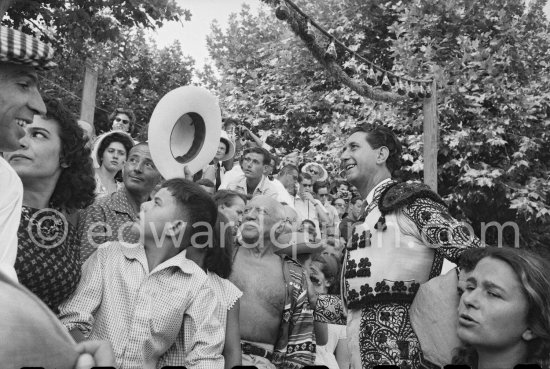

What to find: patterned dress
left=14, top=206, right=81, bottom=314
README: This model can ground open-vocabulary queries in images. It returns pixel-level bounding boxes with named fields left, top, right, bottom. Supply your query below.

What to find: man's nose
left=29, top=87, right=47, bottom=116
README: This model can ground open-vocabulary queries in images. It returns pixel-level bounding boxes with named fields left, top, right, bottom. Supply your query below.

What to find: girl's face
left=309, top=261, right=330, bottom=294
left=101, top=141, right=127, bottom=172
left=457, top=257, right=534, bottom=352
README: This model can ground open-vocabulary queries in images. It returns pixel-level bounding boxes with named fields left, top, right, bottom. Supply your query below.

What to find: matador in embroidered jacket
left=313, top=124, right=483, bottom=369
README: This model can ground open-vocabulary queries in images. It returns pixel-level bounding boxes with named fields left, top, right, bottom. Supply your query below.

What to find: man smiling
left=0, top=26, right=55, bottom=281
left=313, top=123, right=482, bottom=368
left=78, top=142, right=163, bottom=261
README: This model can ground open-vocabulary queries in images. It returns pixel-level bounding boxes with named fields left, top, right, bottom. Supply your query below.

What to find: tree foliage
left=2, top=0, right=190, bottom=53
left=41, top=30, right=195, bottom=138
left=205, top=0, right=550, bottom=252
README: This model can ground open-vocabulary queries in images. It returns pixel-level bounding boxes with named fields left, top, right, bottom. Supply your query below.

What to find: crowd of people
left=1, top=26, right=550, bottom=369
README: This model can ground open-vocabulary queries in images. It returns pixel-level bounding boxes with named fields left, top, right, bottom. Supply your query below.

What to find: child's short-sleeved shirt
left=207, top=271, right=242, bottom=329
left=58, top=241, right=224, bottom=369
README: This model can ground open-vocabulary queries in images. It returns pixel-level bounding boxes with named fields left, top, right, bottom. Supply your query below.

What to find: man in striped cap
left=0, top=26, right=56, bottom=281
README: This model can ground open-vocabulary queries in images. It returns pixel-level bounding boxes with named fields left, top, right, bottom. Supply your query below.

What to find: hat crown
left=0, top=26, right=56, bottom=70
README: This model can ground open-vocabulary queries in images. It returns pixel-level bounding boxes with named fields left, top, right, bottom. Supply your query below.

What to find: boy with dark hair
left=59, top=179, right=224, bottom=369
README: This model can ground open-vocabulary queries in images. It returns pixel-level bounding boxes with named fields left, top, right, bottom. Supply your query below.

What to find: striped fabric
left=272, top=256, right=316, bottom=369
left=0, top=26, right=56, bottom=70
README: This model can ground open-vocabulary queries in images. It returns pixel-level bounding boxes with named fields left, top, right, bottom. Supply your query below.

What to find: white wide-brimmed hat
left=91, top=130, right=135, bottom=169
left=301, top=162, right=329, bottom=182
left=148, top=86, right=222, bottom=179
left=219, top=130, right=236, bottom=162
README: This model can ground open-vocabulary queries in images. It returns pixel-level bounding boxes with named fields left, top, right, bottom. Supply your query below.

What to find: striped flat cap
left=0, top=26, right=56, bottom=70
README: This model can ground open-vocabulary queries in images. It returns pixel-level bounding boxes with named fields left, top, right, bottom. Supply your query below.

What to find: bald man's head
left=240, top=195, right=287, bottom=246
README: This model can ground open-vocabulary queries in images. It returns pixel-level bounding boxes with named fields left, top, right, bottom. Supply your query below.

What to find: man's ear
left=521, top=328, right=537, bottom=342
left=376, top=146, right=390, bottom=165
left=167, top=219, right=186, bottom=237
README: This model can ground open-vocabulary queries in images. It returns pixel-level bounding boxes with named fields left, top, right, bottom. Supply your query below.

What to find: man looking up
left=230, top=195, right=315, bottom=369
left=0, top=26, right=55, bottom=281
left=220, top=147, right=279, bottom=199
left=313, top=123, right=482, bottom=369
left=78, top=142, right=163, bottom=261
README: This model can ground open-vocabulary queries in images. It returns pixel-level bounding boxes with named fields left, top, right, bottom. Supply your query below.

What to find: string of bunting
left=273, top=0, right=433, bottom=99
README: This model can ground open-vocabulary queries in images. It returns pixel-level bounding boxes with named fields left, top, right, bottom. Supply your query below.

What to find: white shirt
left=0, top=157, right=22, bottom=282
left=314, top=323, right=347, bottom=369
left=218, top=164, right=243, bottom=190
left=365, top=178, right=392, bottom=205
left=271, top=178, right=296, bottom=209
left=221, top=174, right=279, bottom=199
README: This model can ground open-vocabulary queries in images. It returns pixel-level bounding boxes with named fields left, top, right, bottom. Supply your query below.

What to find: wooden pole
left=422, top=80, right=438, bottom=192
left=80, top=60, right=99, bottom=130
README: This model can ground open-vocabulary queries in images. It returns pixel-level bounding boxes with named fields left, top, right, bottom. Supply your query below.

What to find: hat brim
left=91, top=130, right=135, bottom=169
left=0, top=270, right=78, bottom=368
left=301, top=162, right=328, bottom=182
left=148, top=86, right=222, bottom=178
left=219, top=132, right=236, bottom=162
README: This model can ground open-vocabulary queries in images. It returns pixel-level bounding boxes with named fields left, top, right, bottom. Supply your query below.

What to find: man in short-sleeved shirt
left=79, top=143, right=162, bottom=262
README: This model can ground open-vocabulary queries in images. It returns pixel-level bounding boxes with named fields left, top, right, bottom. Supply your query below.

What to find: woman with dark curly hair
left=453, top=247, right=550, bottom=369
left=3, top=96, right=96, bottom=313
left=91, top=131, right=134, bottom=197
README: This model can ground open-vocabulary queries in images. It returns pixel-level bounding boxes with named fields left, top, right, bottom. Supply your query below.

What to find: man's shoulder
left=379, top=181, right=446, bottom=215
left=280, top=255, right=307, bottom=281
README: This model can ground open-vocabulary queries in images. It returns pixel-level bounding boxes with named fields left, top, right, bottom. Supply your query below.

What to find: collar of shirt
left=365, top=178, right=393, bottom=206
left=106, top=187, right=139, bottom=219
left=242, top=174, right=268, bottom=194
left=120, top=243, right=203, bottom=275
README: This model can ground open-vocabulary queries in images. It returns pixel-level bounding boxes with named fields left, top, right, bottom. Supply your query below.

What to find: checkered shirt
left=0, top=26, right=56, bottom=70
left=78, top=187, right=140, bottom=263
left=58, top=241, right=225, bottom=369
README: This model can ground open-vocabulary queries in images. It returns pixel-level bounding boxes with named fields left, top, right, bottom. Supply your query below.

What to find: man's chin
left=240, top=233, right=260, bottom=247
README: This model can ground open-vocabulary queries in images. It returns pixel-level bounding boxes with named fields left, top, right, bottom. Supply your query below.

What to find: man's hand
left=182, top=165, right=194, bottom=181
left=302, top=191, right=316, bottom=203
left=303, top=268, right=319, bottom=308
left=74, top=340, right=116, bottom=369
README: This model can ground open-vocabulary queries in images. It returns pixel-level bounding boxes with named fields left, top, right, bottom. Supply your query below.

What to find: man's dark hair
left=195, top=178, right=215, bottom=189
left=313, top=181, right=329, bottom=194
left=161, top=178, right=218, bottom=246
left=299, top=172, right=313, bottom=184
left=243, top=146, right=271, bottom=165
left=279, top=164, right=298, bottom=177
left=213, top=190, right=247, bottom=208
left=350, top=121, right=402, bottom=174
left=350, top=196, right=363, bottom=206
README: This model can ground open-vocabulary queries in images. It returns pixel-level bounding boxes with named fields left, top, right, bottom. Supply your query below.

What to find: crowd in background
left=1, top=26, right=550, bottom=369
